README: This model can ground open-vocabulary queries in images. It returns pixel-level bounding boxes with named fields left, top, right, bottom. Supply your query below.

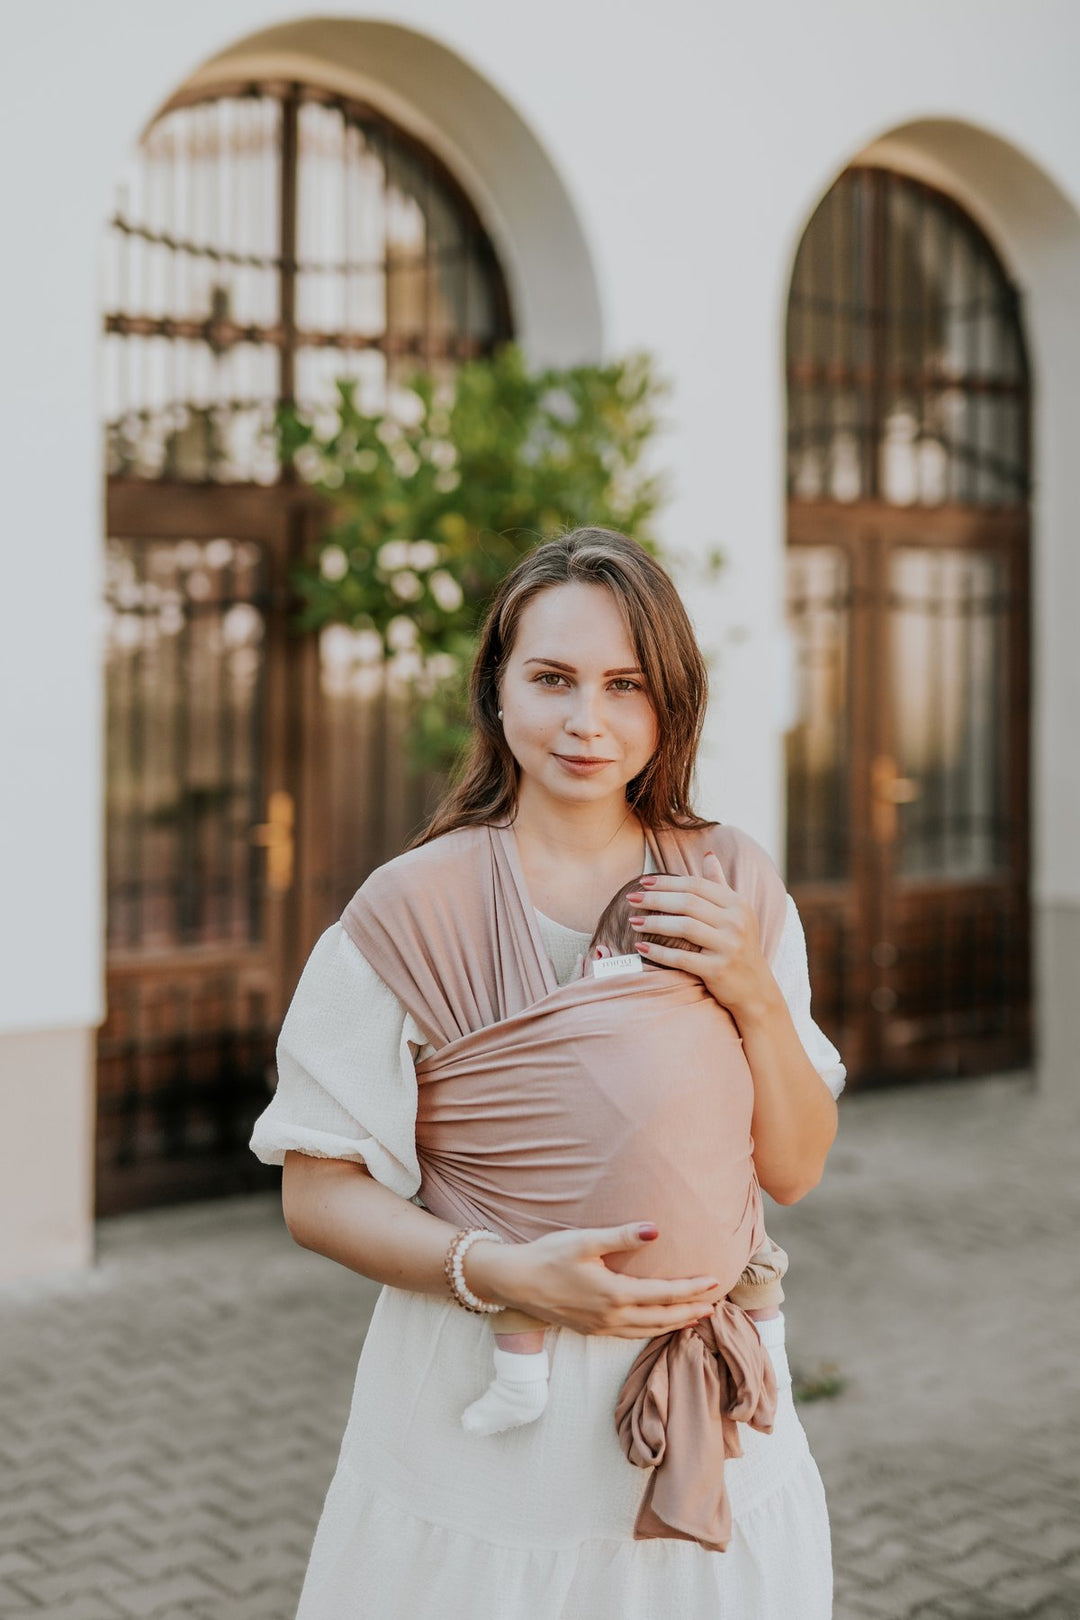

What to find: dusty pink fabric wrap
left=342, top=818, right=789, bottom=1554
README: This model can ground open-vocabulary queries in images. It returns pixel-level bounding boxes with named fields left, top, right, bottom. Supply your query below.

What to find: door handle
left=250, top=789, right=295, bottom=893
left=871, top=756, right=919, bottom=842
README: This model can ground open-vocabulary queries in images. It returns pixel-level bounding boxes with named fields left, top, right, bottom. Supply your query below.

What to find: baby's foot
left=461, top=1347, right=550, bottom=1436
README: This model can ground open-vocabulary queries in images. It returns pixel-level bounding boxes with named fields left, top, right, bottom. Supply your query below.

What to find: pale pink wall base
left=0, top=1028, right=95, bottom=1282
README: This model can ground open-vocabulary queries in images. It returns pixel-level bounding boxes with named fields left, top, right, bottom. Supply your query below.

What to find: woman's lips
left=553, top=754, right=614, bottom=774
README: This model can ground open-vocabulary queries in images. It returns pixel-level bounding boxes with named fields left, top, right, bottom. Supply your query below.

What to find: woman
left=250, top=527, right=844, bottom=1618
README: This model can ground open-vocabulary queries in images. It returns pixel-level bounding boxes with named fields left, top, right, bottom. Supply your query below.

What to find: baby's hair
left=586, top=876, right=701, bottom=965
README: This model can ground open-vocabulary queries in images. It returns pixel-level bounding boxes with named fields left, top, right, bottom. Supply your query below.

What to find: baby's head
left=582, top=876, right=701, bottom=977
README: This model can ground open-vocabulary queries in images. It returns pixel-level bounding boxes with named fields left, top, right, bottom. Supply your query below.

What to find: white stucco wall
left=3, top=0, right=1080, bottom=1060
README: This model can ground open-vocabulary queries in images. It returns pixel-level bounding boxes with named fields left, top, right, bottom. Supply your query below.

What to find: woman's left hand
left=629, top=851, right=838, bottom=1201
left=626, top=851, right=776, bottom=1025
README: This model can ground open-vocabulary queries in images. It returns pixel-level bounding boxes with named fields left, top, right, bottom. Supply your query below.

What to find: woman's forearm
left=281, top=1151, right=475, bottom=1297
left=281, top=1154, right=726, bottom=1339
left=735, top=980, right=838, bottom=1204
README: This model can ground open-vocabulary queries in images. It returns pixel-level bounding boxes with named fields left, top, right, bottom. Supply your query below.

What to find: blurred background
left=1, top=5, right=1078, bottom=1617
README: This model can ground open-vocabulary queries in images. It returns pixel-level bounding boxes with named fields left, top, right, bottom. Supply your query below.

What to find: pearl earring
left=497, top=709, right=503, bottom=720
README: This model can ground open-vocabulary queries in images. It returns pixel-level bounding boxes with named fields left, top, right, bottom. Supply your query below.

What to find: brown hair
left=408, top=527, right=716, bottom=849
left=585, top=875, right=701, bottom=964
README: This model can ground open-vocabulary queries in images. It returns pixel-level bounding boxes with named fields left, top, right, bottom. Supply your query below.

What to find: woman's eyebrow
left=523, top=658, right=644, bottom=676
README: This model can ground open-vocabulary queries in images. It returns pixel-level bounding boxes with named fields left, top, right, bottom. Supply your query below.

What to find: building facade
left=3, top=1, right=1079, bottom=1279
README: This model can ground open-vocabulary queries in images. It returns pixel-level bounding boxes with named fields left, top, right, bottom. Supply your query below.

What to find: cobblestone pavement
left=769, top=1073, right=1080, bottom=1620
left=1, top=1072, right=1077, bottom=1619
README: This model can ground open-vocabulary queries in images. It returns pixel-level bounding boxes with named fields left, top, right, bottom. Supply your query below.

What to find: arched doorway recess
left=98, top=79, right=513, bottom=1212
left=785, top=165, right=1031, bottom=1085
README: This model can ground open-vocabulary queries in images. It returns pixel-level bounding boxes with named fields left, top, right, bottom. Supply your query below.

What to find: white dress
left=251, top=840, right=845, bottom=1619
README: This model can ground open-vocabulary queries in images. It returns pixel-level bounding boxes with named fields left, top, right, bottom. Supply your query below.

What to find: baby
left=460, top=875, right=789, bottom=1438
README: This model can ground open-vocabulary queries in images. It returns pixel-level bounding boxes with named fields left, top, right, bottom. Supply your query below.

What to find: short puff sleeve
left=249, top=922, right=424, bottom=1199
left=768, top=895, right=847, bottom=1100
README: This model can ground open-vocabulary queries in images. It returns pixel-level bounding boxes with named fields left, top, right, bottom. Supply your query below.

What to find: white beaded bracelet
left=444, top=1226, right=506, bottom=1314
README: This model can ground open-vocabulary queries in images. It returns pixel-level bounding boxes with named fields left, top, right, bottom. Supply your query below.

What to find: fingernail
left=638, top=1223, right=659, bottom=1240
left=636, top=943, right=651, bottom=953
left=640, top=876, right=657, bottom=886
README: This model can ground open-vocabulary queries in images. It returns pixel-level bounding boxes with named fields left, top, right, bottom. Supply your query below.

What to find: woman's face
left=499, top=582, right=659, bottom=806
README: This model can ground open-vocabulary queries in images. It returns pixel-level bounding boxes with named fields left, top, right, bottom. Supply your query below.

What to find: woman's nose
left=565, top=690, right=605, bottom=735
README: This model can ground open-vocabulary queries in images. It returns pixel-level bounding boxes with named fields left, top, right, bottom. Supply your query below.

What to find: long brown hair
left=407, top=527, right=717, bottom=849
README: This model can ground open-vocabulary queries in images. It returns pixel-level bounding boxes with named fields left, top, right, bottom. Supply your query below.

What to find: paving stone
left=6, top=1595, right=129, bottom=1620
left=11, top=1560, right=137, bottom=1608
left=27, top=1529, right=150, bottom=1572
left=1023, top=1600, right=1080, bottom=1620
left=943, top=1538, right=1042, bottom=1589
left=107, top=1538, right=235, bottom=1582
left=108, top=1571, right=228, bottom=1617
left=0, top=1549, right=46, bottom=1579
left=984, top=1566, right=1080, bottom=1610
left=905, top=1596, right=1012, bottom=1619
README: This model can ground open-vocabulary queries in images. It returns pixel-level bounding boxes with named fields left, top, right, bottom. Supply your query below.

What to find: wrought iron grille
left=103, top=82, right=512, bottom=483
left=787, top=167, right=1030, bottom=508
left=104, top=536, right=270, bottom=951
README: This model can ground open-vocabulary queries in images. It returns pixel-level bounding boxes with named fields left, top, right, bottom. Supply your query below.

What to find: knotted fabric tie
left=614, top=1299, right=778, bottom=1553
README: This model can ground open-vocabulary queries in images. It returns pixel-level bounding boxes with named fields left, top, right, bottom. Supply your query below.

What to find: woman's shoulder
left=657, top=818, right=784, bottom=884
left=657, top=818, right=788, bottom=958
left=347, top=824, right=490, bottom=904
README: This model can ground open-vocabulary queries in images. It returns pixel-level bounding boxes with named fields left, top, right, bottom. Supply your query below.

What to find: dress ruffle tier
left=295, top=1289, right=832, bottom=1619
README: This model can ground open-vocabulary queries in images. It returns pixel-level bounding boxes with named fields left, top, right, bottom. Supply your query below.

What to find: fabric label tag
left=590, top=952, right=644, bottom=979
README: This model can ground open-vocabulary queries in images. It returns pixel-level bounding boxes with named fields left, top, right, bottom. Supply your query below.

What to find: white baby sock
left=460, top=1346, right=550, bottom=1436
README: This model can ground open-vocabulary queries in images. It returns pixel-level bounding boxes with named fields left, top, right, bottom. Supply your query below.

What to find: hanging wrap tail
left=342, top=818, right=789, bottom=1553
left=615, top=1300, right=777, bottom=1552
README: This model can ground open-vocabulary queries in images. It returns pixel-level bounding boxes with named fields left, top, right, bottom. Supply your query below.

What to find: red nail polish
left=636, top=942, right=651, bottom=953
left=640, top=876, right=657, bottom=886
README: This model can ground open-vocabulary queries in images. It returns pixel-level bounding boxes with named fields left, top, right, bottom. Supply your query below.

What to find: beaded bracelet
left=444, top=1226, right=506, bottom=1314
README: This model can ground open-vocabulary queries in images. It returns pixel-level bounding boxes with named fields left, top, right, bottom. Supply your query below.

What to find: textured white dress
left=251, top=839, right=844, bottom=1619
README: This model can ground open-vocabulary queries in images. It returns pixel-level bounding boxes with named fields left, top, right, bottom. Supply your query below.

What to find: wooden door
left=97, top=484, right=316, bottom=1213
left=786, top=502, right=1030, bottom=1084
left=784, top=165, right=1032, bottom=1087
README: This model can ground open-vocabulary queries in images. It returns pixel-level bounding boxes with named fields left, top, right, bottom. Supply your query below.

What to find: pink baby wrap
left=342, top=818, right=789, bottom=1554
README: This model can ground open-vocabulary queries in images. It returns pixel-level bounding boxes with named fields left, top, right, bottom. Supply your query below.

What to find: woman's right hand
left=466, top=1223, right=726, bottom=1339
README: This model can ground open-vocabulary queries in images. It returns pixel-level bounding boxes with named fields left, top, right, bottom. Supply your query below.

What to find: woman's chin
left=545, top=767, right=624, bottom=800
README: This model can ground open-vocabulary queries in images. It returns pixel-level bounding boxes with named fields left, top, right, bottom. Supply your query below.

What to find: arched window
left=98, top=82, right=512, bottom=1214
left=103, top=81, right=511, bottom=484
left=785, top=167, right=1031, bottom=1086
left=787, top=166, right=1028, bottom=509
